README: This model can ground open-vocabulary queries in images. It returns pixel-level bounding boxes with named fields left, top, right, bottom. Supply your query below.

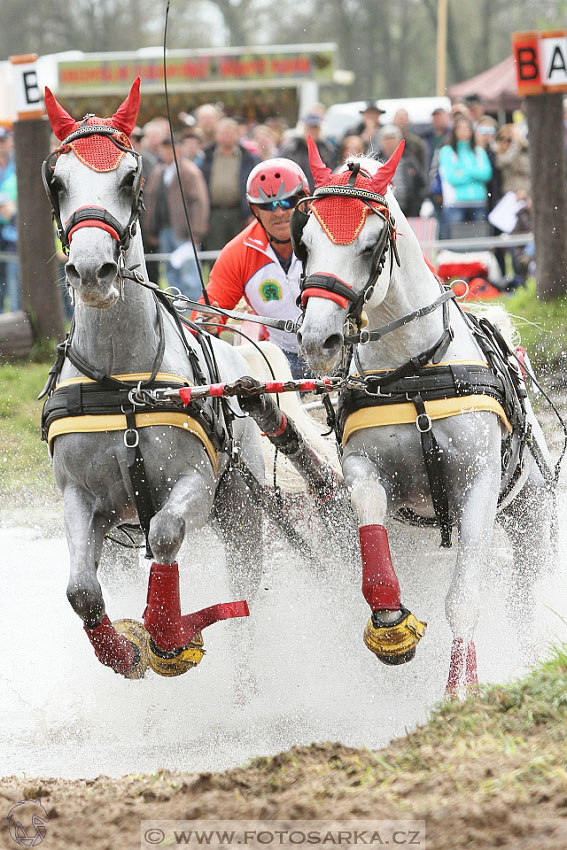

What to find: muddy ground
left=2, top=686, right=567, bottom=850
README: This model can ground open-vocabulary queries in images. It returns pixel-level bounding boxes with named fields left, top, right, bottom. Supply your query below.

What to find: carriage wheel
left=112, top=619, right=150, bottom=679
left=147, top=633, right=205, bottom=677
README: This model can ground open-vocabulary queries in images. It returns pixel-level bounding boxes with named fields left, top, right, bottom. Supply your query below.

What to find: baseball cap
left=304, top=112, right=322, bottom=127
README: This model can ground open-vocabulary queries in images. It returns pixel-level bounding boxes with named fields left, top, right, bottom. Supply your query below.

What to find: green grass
left=0, top=361, right=57, bottom=501
left=500, top=278, right=567, bottom=371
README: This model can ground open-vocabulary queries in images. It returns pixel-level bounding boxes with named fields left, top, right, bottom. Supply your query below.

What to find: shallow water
left=1, top=471, right=566, bottom=780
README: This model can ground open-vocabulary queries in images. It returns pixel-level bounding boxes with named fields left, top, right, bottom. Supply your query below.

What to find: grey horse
left=42, top=80, right=265, bottom=680
left=294, top=138, right=554, bottom=697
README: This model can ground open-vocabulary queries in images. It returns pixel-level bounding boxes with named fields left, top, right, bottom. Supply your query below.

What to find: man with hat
left=280, top=111, right=335, bottom=192
left=144, top=135, right=210, bottom=300
left=343, top=100, right=386, bottom=150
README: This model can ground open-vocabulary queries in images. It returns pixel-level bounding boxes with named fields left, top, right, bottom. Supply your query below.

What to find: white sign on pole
left=541, top=35, right=567, bottom=86
left=9, top=54, right=44, bottom=120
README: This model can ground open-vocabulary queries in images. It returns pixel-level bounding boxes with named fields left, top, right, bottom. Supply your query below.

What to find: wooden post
left=525, top=95, right=567, bottom=300
left=436, top=0, right=449, bottom=96
left=10, top=54, right=64, bottom=342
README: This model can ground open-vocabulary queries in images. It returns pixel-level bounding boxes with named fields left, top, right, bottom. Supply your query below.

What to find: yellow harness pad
left=342, top=360, right=512, bottom=449
left=343, top=395, right=512, bottom=448
left=48, top=372, right=219, bottom=474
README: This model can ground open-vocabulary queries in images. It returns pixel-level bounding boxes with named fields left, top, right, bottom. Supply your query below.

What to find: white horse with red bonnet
left=41, top=80, right=266, bottom=681
left=294, top=137, right=553, bottom=696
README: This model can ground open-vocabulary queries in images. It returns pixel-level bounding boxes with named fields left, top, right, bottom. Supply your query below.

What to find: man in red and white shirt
left=196, top=158, right=310, bottom=377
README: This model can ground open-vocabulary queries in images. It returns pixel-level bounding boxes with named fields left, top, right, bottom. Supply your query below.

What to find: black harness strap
left=124, top=408, right=155, bottom=559
left=345, top=288, right=456, bottom=345
left=410, top=392, right=452, bottom=548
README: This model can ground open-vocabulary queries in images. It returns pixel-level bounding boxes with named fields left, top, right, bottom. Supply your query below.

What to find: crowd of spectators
left=0, top=90, right=542, bottom=313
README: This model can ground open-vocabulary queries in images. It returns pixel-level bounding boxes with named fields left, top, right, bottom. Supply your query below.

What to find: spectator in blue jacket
left=438, top=115, right=492, bottom=239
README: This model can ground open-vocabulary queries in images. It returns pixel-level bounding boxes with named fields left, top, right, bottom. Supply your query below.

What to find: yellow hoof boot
left=113, top=619, right=150, bottom=679
left=364, top=607, right=427, bottom=666
left=148, top=634, right=205, bottom=677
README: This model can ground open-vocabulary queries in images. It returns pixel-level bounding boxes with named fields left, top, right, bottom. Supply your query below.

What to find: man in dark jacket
left=199, top=117, right=260, bottom=250
left=342, top=100, right=386, bottom=152
left=144, top=137, right=210, bottom=300
left=377, top=125, right=426, bottom=218
left=280, top=112, right=335, bottom=192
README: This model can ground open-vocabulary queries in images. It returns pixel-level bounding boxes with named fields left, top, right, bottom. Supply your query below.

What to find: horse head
left=294, top=136, right=404, bottom=373
left=43, top=78, right=143, bottom=309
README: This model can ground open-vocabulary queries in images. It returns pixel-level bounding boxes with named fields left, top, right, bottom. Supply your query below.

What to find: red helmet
left=246, top=158, right=309, bottom=205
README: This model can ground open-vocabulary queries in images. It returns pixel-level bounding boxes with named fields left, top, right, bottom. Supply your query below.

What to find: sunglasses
left=255, top=196, right=301, bottom=212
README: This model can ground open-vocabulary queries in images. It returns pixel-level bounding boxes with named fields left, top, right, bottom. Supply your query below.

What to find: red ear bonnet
left=111, top=77, right=141, bottom=136
left=306, top=140, right=405, bottom=245
left=307, top=134, right=333, bottom=188
left=44, top=87, right=78, bottom=140
left=44, top=78, right=141, bottom=172
left=370, top=140, right=405, bottom=195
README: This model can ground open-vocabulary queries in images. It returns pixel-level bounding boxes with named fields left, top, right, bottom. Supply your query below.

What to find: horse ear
left=111, top=77, right=141, bottom=136
left=370, top=140, right=405, bottom=195
left=44, top=87, right=78, bottom=140
left=307, top=134, right=333, bottom=187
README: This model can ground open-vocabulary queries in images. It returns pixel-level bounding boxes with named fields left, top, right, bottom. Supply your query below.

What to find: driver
left=193, top=158, right=310, bottom=378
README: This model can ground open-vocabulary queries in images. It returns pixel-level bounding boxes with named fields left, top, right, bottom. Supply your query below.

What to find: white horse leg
left=499, top=465, right=552, bottom=650
left=447, top=466, right=500, bottom=697
left=64, top=485, right=140, bottom=676
left=343, top=453, right=427, bottom=665
left=213, top=464, right=264, bottom=703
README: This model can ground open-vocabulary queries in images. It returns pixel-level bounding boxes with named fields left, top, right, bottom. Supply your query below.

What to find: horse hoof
left=147, top=634, right=205, bottom=677
left=363, top=607, right=427, bottom=665
left=112, top=619, right=150, bottom=679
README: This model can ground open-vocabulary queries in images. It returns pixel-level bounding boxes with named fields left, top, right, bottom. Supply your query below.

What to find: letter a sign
left=513, top=31, right=567, bottom=95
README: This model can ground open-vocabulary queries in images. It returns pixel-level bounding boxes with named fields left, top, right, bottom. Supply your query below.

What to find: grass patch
left=0, top=361, right=57, bottom=501
left=500, top=278, right=567, bottom=371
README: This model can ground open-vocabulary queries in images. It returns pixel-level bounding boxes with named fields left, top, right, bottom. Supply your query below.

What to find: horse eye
left=50, top=176, right=63, bottom=194
left=120, top=172, right=136, bottom=190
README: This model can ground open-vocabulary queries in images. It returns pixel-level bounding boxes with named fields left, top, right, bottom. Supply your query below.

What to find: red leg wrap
left=446, top=637, right=465, bottom=695
left=143, top=562, right=184, bottom=652
left=84, top=615, right=135, bottom=675
left=360, top=524, right=401, bottom=610
left=465, top=640, right=479, bottom=689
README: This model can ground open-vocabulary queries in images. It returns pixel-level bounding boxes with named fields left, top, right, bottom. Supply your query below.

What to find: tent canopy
left=448, top=56, right=521, bottom=113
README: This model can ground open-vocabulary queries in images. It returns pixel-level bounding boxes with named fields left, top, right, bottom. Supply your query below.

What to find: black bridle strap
left=300, top=273, right=359, bottom=307
left=64, top=292, right=166, bottom=390
left=65, top=206, right=127, bottom=245
left=345, top=288, right=456, bottom=344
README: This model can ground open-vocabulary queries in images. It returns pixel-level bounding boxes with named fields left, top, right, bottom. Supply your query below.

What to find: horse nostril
left=323, top=333, right=343, bottom=353
left=65, top=263, right=80, bottom=285
left=296, top=329, right=303, bottom=346
left=98, top=262, right=118, bottom=284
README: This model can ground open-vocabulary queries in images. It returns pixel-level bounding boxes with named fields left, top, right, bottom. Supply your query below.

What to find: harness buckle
left=124, top=428, right=140, bottom=448
left=364, top=382, right=392, bottom=398
left=359, top=328, right=371, bottom=345
left=415, top=412, right=432, bottom=433
left=363, top=285, right=375, bottom=304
